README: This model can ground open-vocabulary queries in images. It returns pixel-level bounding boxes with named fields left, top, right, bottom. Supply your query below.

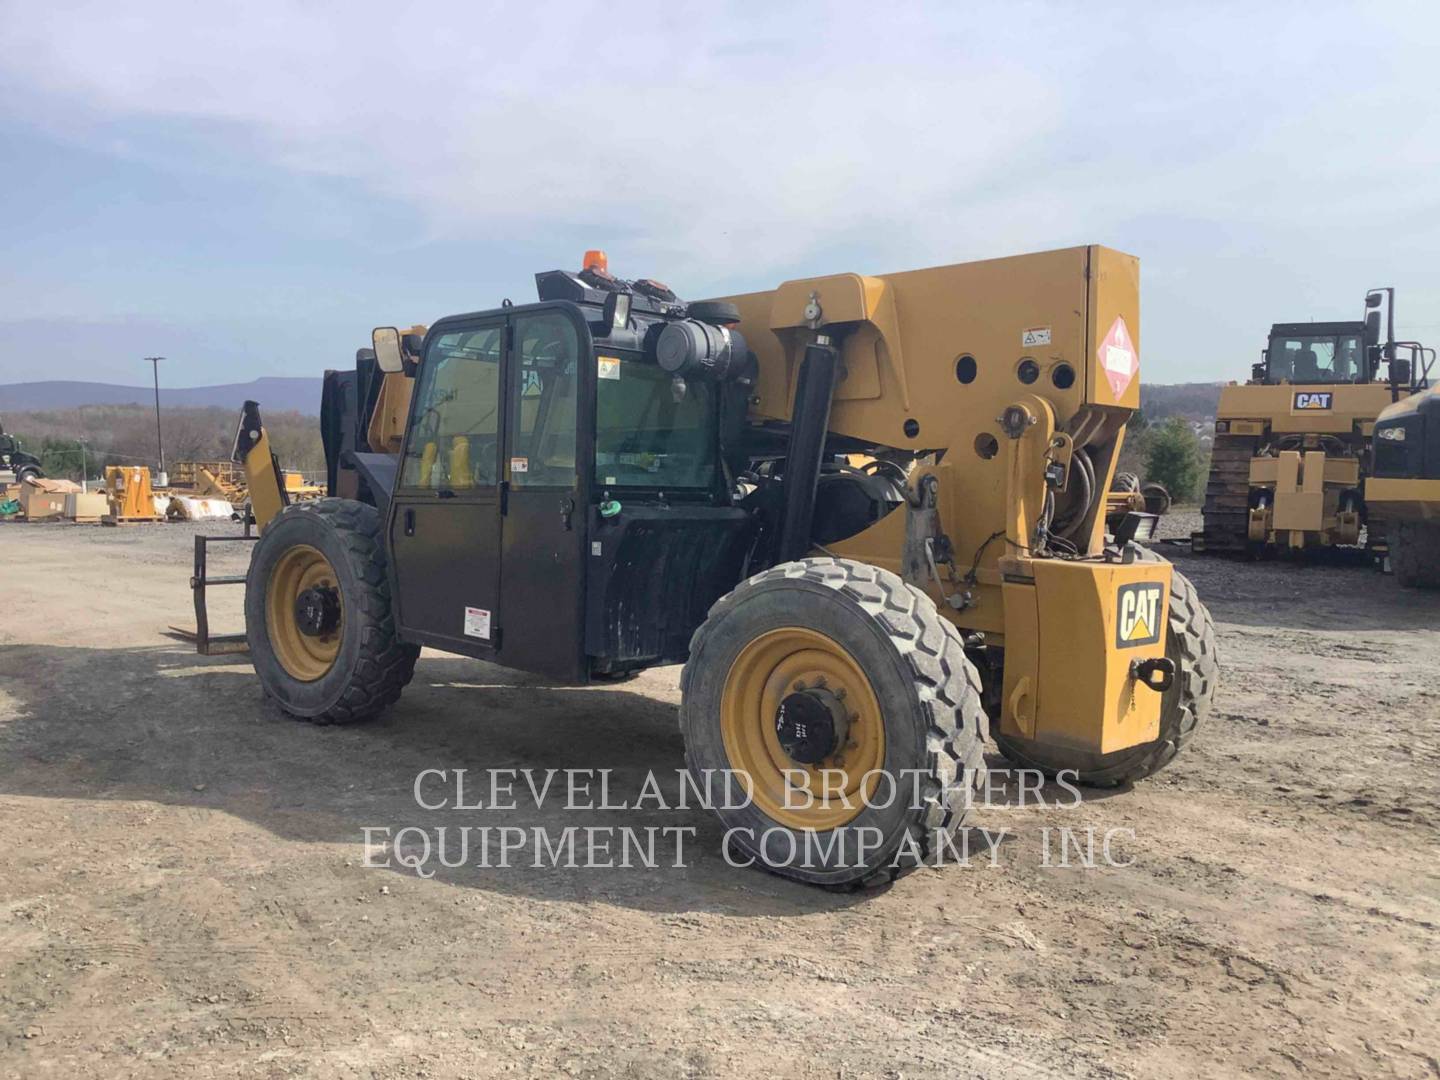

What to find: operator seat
left=1294, top=348, right=1320, bottom=381
left=1271, top=348, right=1293, bottom=382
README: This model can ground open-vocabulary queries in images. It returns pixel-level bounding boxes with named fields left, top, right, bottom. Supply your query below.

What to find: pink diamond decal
left=1098, top=315, right=1137, bottom=401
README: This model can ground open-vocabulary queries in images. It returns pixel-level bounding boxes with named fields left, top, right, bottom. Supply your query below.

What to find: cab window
left=595, top=357, right=717, bottom=491
left=1270, top=335, right=1348, bottom=384
left=401, top=326, right=502, bottom=489
left=507, top=312, right=580, bottom=488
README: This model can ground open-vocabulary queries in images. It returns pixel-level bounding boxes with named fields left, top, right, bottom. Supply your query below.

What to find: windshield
left=595, top=357, right=718, bottom=491
left=1268, top=333, right=1364, bottom=384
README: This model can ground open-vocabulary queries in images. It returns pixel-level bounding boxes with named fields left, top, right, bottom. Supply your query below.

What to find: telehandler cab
left=236, top=247, right=1218, bottom=887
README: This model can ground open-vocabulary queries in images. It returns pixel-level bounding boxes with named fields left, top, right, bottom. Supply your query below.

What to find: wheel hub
left=294, top=585, right=341, bottom=637
left=775, top=687, right=851, bottom=765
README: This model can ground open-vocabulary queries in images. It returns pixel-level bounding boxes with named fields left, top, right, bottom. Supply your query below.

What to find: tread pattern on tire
left=1115, top=546, right=1219, bottom=783
left=681, top=556, right=989, bottom=888
left=1391, top=520, right=1440, bottom=589
left=259, top=498, right=418, bottom=725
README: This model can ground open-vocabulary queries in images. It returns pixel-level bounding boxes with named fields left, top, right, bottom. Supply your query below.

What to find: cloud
left=0, top=3, right=1067, bottom=276
left=2, top=1, right=1439, bottom=380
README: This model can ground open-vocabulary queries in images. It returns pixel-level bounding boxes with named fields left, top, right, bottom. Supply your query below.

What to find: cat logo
left=1116, top=582, right=1164, bottom=649
left=1293, top=391, right=1333, bottom=410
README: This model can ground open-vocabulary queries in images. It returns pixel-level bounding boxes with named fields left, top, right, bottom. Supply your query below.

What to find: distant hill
left=1140, top=382, right=1223, bottom=422
left=0, top=377, right=323, bottom=415
left=0, top=375, right=1226, bottom=426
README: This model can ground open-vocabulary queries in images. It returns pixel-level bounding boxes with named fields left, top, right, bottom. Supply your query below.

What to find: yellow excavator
left=220, top=247, right=1217, bottom=887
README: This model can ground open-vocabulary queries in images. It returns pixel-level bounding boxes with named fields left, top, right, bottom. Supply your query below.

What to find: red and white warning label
left=1098, top=315, right=1137, bottom=401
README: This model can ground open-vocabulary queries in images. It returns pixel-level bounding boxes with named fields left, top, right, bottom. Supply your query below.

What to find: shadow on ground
left=0, top=643, right=1041, bottom=917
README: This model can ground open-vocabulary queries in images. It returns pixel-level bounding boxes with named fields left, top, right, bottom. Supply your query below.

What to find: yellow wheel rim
left=720, top=627, right=886, bottom=830
left=266, top=544, right=342, bottom=682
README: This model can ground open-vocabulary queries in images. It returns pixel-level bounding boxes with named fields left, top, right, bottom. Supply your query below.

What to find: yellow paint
left=365, top=324, right=429, bottom=454
left=265, top=544, right=341, bottom=682
left=719, top=626, right=885, bottom=830
left=715, top=246, right=1171, bottom=753
left=449, top=436, right=474, bottom=489
left=240, top=425, right=287, bottom=532
left=998, top=559, right=1169, bottom=753
left=1216, top=382, right=1404, bottom=436
left=1366, top=477, right=1440, bottom=521
left=1245, top=448, right=1362, bottom=544
left=103, top=465, right=161, bottom=520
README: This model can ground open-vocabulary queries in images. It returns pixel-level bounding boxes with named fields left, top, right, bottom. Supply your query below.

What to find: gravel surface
left=1, top=516, right=1435, bottom=1078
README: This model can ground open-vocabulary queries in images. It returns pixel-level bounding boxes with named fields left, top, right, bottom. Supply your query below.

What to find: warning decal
left=1098, top=315, right=1137, bottom=401
left=464, top=607, right=492, bottom=639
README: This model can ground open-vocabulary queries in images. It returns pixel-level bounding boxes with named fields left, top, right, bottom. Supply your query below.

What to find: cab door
left=388, top=319, right=506, bottom=657
left=497, top=308, right=591, bottom=681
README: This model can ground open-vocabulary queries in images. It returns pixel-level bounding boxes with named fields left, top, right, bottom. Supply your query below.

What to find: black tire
left=1141, top=481, right=1172, bottom=516
left=687, top=299, right=742, bottom=325
left=680, top=557, right=988, bottom=888
left=994, top=545, right=1218, bottom=786
left=246, top=498, right=418, bottom=723
left=15, top=466, right=41, bottom=486
left=1113, top=471, right=1140, bottom=493
left=1391, top=520, right=1440, bottom=589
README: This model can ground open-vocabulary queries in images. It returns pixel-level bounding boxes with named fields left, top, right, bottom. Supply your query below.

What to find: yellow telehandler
left=227, top=247, right=1217, bottom=887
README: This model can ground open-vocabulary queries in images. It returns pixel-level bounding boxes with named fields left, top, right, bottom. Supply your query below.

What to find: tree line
left=4, top=404, right=324, bottom=481
left=1118, top=413, right=1209, bottom=502
left=7, top=399, right=1213, bottom=503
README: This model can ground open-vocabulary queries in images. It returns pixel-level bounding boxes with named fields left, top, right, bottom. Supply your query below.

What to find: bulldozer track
left=1199, top=434, right=1259, bottom=552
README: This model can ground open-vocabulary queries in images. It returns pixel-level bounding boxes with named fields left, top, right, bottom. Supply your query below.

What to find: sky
left=1, top=0, right=1438, bottom=388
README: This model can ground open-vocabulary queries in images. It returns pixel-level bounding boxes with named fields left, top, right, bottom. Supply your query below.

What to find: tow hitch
left=1131, top=656, right=1176, bottom=693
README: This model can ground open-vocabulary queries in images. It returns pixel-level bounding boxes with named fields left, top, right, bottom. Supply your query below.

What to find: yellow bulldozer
left=223, top=246, right=1218, bottom=887
left=1196, top=289, right=1429, bottom=555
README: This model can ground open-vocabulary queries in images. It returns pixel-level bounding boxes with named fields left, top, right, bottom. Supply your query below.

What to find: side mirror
left=372, top=327, right=405, bottom=373
left=1390, top=358, right=1412, bottom=387
left=601, top=291, right=631, bottom=332
left=1365, top=291, right=1384, bottom=310
left=1364, top=310, right=1381, bottom=349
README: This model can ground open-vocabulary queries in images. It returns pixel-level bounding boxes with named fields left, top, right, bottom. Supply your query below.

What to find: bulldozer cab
left=1263, top=322, right=1366, bottom=384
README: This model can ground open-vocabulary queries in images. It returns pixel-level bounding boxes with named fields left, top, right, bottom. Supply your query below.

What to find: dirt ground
left=1, top=512, right=1436, bottom=1079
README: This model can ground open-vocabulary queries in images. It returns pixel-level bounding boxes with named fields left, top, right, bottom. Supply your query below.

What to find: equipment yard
left=2, top=513, right=1435, bottom=1080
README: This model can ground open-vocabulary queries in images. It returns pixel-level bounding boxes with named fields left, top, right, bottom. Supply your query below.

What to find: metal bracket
left=902, top=473, right=971, bottom=610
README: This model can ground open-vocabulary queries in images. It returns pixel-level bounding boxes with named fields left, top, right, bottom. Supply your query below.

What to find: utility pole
left=146, top=356, right=166, bottom=479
